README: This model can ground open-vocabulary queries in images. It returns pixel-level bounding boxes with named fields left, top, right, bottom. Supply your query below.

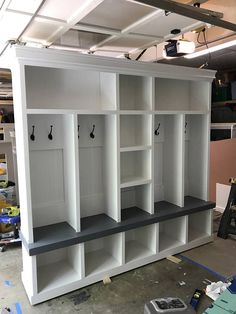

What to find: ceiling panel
left=132, top=12, right=202, bottom=37
left=8, top=0, right=43, bottom=14
left=0, top=11, right=31, bottom=42
left=39, top=0, right=90, bottom=21
left=22, top=18, right=64, bottom=44
left=57, top=29, right=109, bottom=49
left=80, top=0, right=154, bottom=30
left=100, top=36, right=154, bottom=52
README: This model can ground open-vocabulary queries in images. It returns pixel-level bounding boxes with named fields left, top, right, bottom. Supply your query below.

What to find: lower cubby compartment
left=125, top=225, right=156, bottom=263
left=188, top=210, right=212, bottom=242
left=85, top=233, right=123, bottom=276
left=159, top=216, right=187, bottom=252
left=37, top=244, right=82, bottom=293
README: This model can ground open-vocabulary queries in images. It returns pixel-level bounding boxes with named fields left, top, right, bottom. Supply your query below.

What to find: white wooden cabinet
left=4, top=46, right=215, bottom=305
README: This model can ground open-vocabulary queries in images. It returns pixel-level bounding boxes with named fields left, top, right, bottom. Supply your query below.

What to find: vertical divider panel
left=121, top=232, right=126, bottom=265
left=150, top=77, right=155, bottom=214
left=104, top=114, right=120, bottom=221
left=185, top=215, right=189, bottom=243
left=156, top=223, right=160, bottom=253
left=63, top=114, right=80, bottom=232
left=22, top=245, right=37, bottom=297
left=164, top=114, right=184, bottom=207
left=183, top=216, right=188, bottom=245
left=80, top=243, right=85, bottom=279
left=12, top=64, right=34, bottom=243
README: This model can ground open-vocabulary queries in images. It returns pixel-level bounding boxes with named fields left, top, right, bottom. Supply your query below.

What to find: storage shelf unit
left=9, top=46, right=215, bottom=305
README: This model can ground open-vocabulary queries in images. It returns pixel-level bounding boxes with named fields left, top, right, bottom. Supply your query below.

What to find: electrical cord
left=199, top=28, right=211, bottom=69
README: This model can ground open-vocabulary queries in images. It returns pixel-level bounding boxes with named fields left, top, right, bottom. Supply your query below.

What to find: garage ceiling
left=0, top=0, right=235, bottom=70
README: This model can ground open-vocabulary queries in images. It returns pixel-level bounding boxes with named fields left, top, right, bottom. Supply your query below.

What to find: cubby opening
left=37, top=244, right=82, bottom=293
left=119, top=75, right=152, bottom=111
left=28, top=114, right=79, bottom=230
left=120, top=150, right=151, bottom=188
left=78, top=114, right=119, bottom=221
left=155, top=78, right=210, bottom=111
left=125, top=225, right=156, bottom=263
left=25, top=66, right=117, bottom=110
left=154, top=115, right=183, bottom=207
left=120, top=114, right=151, bottom=149
left=121, top=184, right=152, bottom=216
left=159, top=217, right=186, bottom=252
left=188, top=210, right=211, bottom=242
left=85, top=233, right=122, bottom=276
left=184, top=115, right=208, bottom=201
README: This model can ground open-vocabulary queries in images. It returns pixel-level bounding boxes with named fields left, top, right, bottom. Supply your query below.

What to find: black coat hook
left=185, top=122, right=187, bottom=134
left=78, top=125, right=80, bottom=139
left=30, top=125, right=35, bottom=141
left=155, top=123, right=160, bottom=136
left=90, top=124, right=95, bottom=139
left=48, top=125, right=53, bottom=140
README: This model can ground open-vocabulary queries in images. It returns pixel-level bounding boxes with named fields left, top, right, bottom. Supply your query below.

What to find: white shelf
left=27, top=109, right=117, bottom=115
left=120, top=176, right=151, bottom=188
left=120, top=145, right=151, bottom=152
left=119, top=110, right=151, bottom=115
left=154, top=110, right=208, bottom=115
left=121, top=150, right=151, bottom=189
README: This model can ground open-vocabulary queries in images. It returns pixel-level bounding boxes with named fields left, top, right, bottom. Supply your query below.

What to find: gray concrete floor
left=1, top=212, right=235, bottom=313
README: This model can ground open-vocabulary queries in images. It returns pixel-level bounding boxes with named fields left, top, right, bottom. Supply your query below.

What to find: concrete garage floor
left=1, top=213, right=236, bottom=314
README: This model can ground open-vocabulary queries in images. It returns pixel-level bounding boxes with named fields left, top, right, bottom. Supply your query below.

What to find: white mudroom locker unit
left=6, top=46, right=215, bottom=305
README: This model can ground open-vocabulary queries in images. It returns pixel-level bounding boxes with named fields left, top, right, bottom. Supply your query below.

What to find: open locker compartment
left=155, top=78, right=210, bottom=111
left=184, top=114, right=209, bottom=201
left=120, top=114, right=152, bottom=149
left=154, top=115, right=184, bottom=207
left=158, top=216, right=187, bottom=252
left=121, top=183, right=152, bottom=218
left=78, top=114, right=119, bottom=221
left=188, top=210, right=212, bottom=242
left=28, top=114, right=80, bottom=231
left=125, top=224, right=157, bottom=263
left=25, top=65, right=117, bottom=110
left=84, top=233, right=123, bottom=276
left=119, top=75, right=152, bottom=111
left=120, top=150, right=151, bottom=188
left=36, top=244, right=83, bottom=293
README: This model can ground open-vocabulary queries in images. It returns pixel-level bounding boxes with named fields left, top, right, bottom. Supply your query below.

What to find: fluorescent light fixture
left=185, top=39, right=236, bottom=59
